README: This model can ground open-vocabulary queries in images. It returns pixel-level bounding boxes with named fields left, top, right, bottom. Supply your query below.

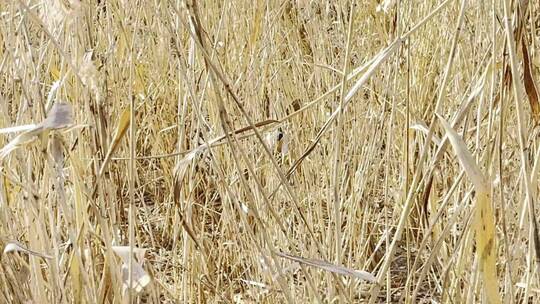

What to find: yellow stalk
left=438, top=115, right=500, bottom=303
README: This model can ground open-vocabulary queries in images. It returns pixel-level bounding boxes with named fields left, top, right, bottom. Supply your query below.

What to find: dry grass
left=1, top=0, right=540, bottom=303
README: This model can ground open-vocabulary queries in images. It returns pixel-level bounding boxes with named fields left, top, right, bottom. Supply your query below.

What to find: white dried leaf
left=437, top=114, right=488, bottom=193
left=516, top=282, right=540, bottom=294
left=240, top=279, right=267, bottom=289
left=80, top=51, right=102, bottom=101
left=112, top=246, right=146, bottom=263
left=42, top=0, right=83, bottom=30
left=240, top=202, right=249, bottom=214
left=280, top=131, right=289, bottom=156
left=0, top=128, right=42, bottom=160
left=276, top=251, right=377, bottom=282
left=345, top=40, right=400, bottom=103
left=0, top=103, right=73, bottom=160
left=410, top=122, right=442, bottom=146
left=3, top=241, right=52, bottom=260
left=376, top=0, right=396, bottom=13
left=0, top=124, right=38, bottom=134
left=46, top=80, right=62, bottom=110
left=264, top=131, right=278, bottom=151
left=111, top=246, right=151, bottom=293
left=120, top=262, right=151, bottom=293
left=173, top=149, right=199, bottom=181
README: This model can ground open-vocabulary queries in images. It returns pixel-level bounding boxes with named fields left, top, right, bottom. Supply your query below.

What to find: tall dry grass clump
left=1, top=0, right=540, bottom=303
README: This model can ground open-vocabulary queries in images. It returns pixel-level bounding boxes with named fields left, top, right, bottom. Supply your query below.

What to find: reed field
left=1, top=0, right=540, bottom=303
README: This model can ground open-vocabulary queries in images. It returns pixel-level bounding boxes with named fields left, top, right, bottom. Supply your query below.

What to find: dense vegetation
left=1, top=0, right=540, bottom=303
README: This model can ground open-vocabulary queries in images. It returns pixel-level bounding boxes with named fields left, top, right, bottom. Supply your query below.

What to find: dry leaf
left=437, top=114, right=500, bottom=303
left=172, top=149, right=203, bottom=249
left=276, top=251, right=377, bottom=283
left=172, top=119, right=279, bottom=197
left=264, top=130, right=279, bottom=151
left=284, top=41, right=400, bottom=181
left=0, top=124, right=38, bottom=134
left=436, top=115, right=488, bottom=193
left=516, top=282, right=540, bottom=294
left=521, top=38, right=540, bottom=123
left=0, top=130, right=42, bottom=159
left=3, top=241, right=52, bottom=260
left=345, top=41, right=400, bottom=102
left=376, top=0, right=396, bottom=13
left=410, top=122, right=442, bottom=146
left=240, top=279, right=268, bottom=289
left=98, top=108, right=131, bottom=176
left=80, top=50, right=102, bottom=101
left=0, top=102, right=73, bottom=160
left=173, top=148, right=200, bottom=190
left=111, top=246, right=151, bottom=293
left=46, top=80, right=62, bottom=110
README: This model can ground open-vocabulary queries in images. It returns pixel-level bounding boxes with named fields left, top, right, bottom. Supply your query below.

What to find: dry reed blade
left=0, top=102, right=73, bottom=160
left=438, top=115, right=500, bottom=303
left=284, top=40, right=400, bottom=181
left=3, top=241, right=52, bottom=260
left=111, top=246, right=151, bottom=294
left=275, top=251, right=377, bottom=283
left=98, top=108, right=130, bottom=176
left=521, top=37, right=540, bottom=123
left=503, top=0, right=540, bottom=291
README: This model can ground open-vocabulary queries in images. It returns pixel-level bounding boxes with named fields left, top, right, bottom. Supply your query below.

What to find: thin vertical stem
left=332, top=0, right=355, bottom=266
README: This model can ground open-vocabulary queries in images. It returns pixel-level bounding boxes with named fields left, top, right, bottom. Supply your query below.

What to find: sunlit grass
left=0, top=0, right=539, bottom=303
